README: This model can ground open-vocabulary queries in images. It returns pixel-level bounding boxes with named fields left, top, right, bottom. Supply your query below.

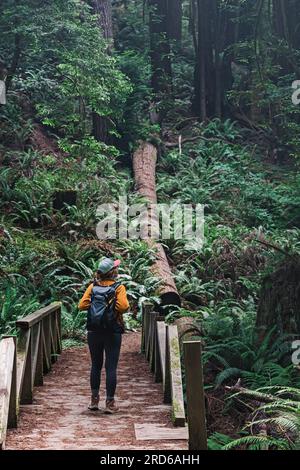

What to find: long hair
left=94, top=268, right=117, bottom=283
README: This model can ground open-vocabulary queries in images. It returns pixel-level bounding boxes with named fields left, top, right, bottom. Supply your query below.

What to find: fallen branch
left=164, top=135, right=229, bottom=148
left=255, top=238, right=294, bottom=259
left=225, top=379, right=275, bottom=404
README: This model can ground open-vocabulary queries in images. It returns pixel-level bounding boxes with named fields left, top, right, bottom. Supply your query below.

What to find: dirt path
left=6, top=332, right=187, bottom=450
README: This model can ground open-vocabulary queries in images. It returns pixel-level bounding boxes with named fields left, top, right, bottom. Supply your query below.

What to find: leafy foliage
left=1, top=0, right=300, bottom=452
left=225, top=387, right=300, bottom=450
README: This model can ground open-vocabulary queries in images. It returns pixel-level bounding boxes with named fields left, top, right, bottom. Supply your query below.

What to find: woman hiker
left=78, top=258, right=129, bottom=414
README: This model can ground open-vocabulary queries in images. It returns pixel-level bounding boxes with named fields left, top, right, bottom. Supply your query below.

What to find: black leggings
left=87, top=331, right=122, bottom=401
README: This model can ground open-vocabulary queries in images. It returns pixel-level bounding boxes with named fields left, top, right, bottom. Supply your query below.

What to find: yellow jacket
left=78, top=280, right=130, bottom=326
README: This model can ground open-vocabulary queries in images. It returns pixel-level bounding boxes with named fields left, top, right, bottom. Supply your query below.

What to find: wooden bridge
left=0, top=302, right=207, bottom=451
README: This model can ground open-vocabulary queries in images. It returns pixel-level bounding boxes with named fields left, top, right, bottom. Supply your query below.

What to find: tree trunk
left=214, top=0, right=222, bottom=118
left=204, top=0, right=215, bottom=117
left=90, top=0, right=113, bottom=143
left=132, top=141, right=181, bottom=309
left=256, top=258, right=300, bottom=343
left=174, top=316, right=202, bottom=349
left=91, top=0, right=113, bottom=42
left=286, top=0, right=300, bottom=49
left=92, top=112, right=109, bottom=142
left=6, top=33, right=21, bottom=92
left=149, top=0, right=173, bottom=98
left=167, top=0, right=182, bottom=42
left=194, top=0, right=207, bottom=121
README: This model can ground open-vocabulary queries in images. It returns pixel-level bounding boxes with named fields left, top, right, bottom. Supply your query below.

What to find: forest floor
left=6, top=332, right=187, bottom=450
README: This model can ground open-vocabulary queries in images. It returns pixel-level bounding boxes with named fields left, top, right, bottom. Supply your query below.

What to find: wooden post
left=34, top=323, right=43, bottom=386
left=154, top=321, right=163, bottom=383
left=153, top=315, right=165, bottom=381
left=50, top=312, right=57, bottom=359
left=157, top=321, right=166, bottom=386
left=168, top=325, right=185, bottom=427
left=30, top=323, right=40, bottom=384
left=150, top=312, right=159, bottom=373
left=164, top=325, right=172, bottom=404
left=56, top=305, right=62, bottom=354
left=183, top=340, right=208, bottom=450
left=2, top=336, right=17, bottom=429
left=0, top=338, right=17, bottom=449
left=146, top=311, right=154, bottom=363
left=144, top=308, right=149, bottom=358
left=49, top=315, right=56, bottom=364
left=20, top=329, right=33, bottom=405
left=16, top=329, right=30, bottom=407
left=143, top=303, right=153, bottom=359
left=42, top=316, right=51, bottom=372
left=141, top=303, right=146, bottom=354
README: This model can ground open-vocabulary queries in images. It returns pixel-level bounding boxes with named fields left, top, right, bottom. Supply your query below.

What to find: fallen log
left=133, top=141, right=158, bottom=204
left=132, top=141, right=181, bottom=308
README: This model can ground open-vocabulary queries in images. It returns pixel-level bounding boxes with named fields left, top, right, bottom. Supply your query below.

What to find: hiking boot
left=88, top=395, right=99, bottom=411
left=105, top=399, right=119, bottom=414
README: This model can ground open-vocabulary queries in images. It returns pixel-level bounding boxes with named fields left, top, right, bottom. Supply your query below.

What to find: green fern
left=224, top=435, right=293, bottom=450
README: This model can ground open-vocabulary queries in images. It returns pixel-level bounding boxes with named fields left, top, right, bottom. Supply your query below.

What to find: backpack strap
left=109, top=282, right=122, bottom=310
left=111, top=281, right=122, bottom=291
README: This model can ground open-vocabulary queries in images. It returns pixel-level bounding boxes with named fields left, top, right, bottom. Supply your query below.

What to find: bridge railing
left=141, top=301, right=207, bottom=450
left=0, top=302, right=62, bottom=450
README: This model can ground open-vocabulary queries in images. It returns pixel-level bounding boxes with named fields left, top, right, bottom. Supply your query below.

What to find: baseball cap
left=97, top=257, right=121, bottom=274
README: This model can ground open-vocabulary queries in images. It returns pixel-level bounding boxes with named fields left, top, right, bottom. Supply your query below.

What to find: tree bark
left=91, top=0, right=113, bottom=42
left=214, top=0, right=222, bottom=118
left=256, top=258, right=300, bottom=342
left=132, top=141, right=181, bottom=309
left=149, top=0, right=173, bottom=97
left=196, top=0, right=207, bottom=121
left=166, top=0, right=182, bottom=42
left=90, top=0, right=113, bottom=143
left=6, top=34, right=21, bottom=92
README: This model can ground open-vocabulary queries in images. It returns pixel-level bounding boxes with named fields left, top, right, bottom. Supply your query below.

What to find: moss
left=14, top=230, right=59, bottom=257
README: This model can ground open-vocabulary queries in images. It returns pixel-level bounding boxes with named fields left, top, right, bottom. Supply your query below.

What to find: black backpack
left=87, top=282, right=121, bottom=332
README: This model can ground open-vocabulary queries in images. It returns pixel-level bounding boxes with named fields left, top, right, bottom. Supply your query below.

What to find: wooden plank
left=30, top=323, right=40, bottom=384
left=141, top=304, right=145, bottom=353
left=134, top=423, right=188, bottom=441
left=49, top=317, right=56, bottom=363
left=144, top=305, right=151, bottom=359
left=34, top=323, right=43, bottom=387
left=16, top=329, right=30, bottom=405
left=141, top=302, right=152, bottom=354
left=156, top=321, right=166, bottom=385
left=146, top=311, right=154, bottom=362
left=52, top=310, right=59, bottom=356
left=183, top=341, right=208, bottom=450
left=51, top=311, right=60, bottom=359
left=150, top=312, right=159, bottom=373
left=154, top=317, right=166, bottom=383
left=2, top=336, right=17, bottom=429
left=154, top=321, right=162, bottom=383
left=16, top=302, right=61, bottom=329
left=168, top=325, right=186, bottom=427
left=20, top=329, right=33, bottom=405
left=42, top=320, right=51, bottom=373
left=56, top=307, right=62, bottom=354
left=163, top=325, right=172, bottom=405
left=0, top=338, right=16, bottom=449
